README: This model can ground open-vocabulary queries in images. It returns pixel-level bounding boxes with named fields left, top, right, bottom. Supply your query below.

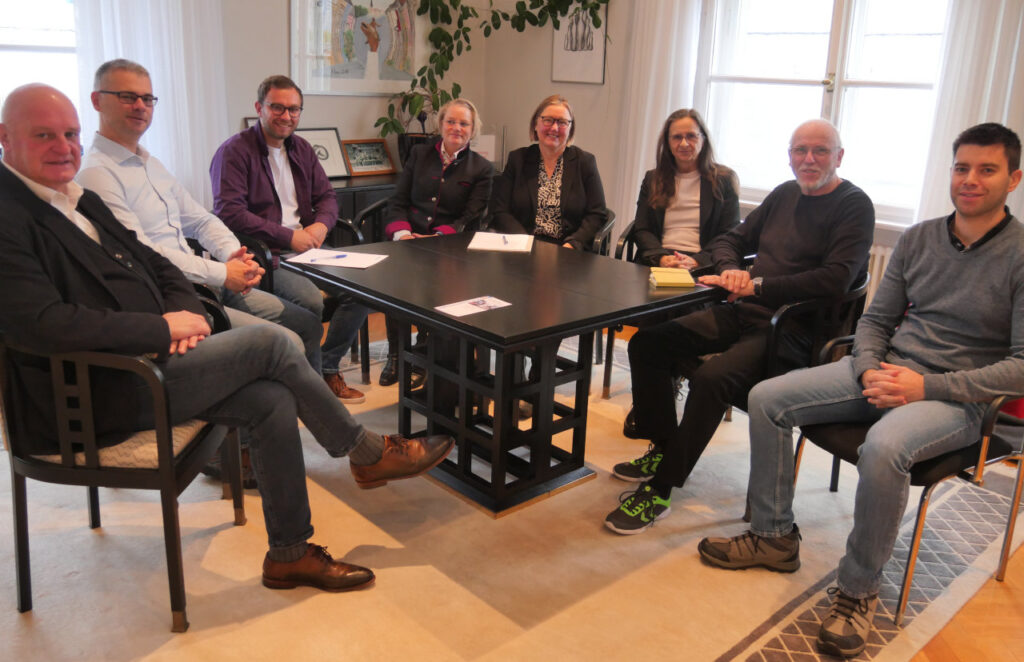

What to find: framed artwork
left=341, top=139, right=395, bottom=176
left=551, top=6, right=607, bottom=85
left=243, top=116, right=259, bottom=128
left=295, top=127, right=349, bottom=178
left=291, top=0, right=432, bottom=96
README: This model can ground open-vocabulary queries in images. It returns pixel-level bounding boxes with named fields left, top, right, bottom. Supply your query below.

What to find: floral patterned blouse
left=533, top=155, right=565, bottom=241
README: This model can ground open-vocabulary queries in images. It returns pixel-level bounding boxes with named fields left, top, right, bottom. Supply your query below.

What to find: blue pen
left=307, top=253, right=347, bottom=263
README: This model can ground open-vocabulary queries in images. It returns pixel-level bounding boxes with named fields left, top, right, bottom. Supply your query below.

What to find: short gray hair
left=93, top=59, right=150, bottom=91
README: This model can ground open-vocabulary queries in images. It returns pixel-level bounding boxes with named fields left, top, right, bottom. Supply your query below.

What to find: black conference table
left=284, top=234, right=722, bottom=515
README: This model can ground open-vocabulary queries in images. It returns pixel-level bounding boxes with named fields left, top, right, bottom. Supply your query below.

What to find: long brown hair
left=648, top=109, right=732, bottom=209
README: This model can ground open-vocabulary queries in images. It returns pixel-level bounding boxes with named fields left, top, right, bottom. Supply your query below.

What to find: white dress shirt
left=76, top=133, right=241, bottom=286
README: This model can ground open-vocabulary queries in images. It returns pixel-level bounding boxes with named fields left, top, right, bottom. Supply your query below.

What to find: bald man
left=0, top=84, right=453, bottom=596
left=606, top=119, right=875, bottom=535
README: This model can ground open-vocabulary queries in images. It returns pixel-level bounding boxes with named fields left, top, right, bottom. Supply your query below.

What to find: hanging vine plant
left=375, top=0, right=609, bottom=137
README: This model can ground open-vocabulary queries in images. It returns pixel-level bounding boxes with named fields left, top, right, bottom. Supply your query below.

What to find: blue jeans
left=221, top=285, right=323, bottom=372
left=746, top=356, right=984, bottom=598
left=272, top=268, right=369, bottom=375
left=137, top=325, right=367, bottom=552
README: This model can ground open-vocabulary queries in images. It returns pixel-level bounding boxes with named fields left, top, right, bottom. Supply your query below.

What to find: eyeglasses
left=539, top=116, right=572, bottom=129
left=671, top=132, right=703, bottom=144
left=98, top=90, right=158, bottom=107
left=789, top=146, right=835, bottom=159
left=264, top=103, right=303, bottom=116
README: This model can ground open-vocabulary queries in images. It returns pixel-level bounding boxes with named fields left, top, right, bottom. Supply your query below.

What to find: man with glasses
left=606, top=119, right=874, bottom=535
left=211, top=74, right=368, bottom=404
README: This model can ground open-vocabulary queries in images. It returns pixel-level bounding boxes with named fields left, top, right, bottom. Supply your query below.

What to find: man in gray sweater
left=697, top=123, right=1024, bottom=658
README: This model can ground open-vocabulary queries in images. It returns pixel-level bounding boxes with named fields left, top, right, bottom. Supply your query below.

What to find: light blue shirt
left=76, top=133, right=240, bottom=286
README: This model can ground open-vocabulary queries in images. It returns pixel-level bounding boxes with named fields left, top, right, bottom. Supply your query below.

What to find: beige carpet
left=1, top=352, right=1020, bottom=661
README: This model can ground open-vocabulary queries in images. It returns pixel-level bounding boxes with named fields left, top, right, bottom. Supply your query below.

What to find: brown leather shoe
left=262, top=543, right=374, bottom=592
left=350, top=434, right=454, bottom=489
left=324, top=373, right=366, bottom=404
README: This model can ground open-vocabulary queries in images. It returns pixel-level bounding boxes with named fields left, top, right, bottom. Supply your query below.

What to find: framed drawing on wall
left=291, top=0, right=432, bottom=96
left=243, top=116, right=259, bottom=129
left=341, top=139, right=395, bottom=176
left=294, top=127, right=349, bottom=178
left=551, top=6, right=607, bottom=84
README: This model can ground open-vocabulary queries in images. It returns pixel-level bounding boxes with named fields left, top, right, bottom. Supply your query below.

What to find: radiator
left=866, top=244, right=893, bottom=305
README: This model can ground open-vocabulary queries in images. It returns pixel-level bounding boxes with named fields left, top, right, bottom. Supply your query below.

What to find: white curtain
left=75, top=0, right=230, bottom=207
left=608, top=0, right=703, bottom=237
left=916, top=0, right=1024, bottom=221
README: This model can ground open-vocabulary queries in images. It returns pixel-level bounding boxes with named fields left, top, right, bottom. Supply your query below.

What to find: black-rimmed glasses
left=98, top=90, right=158, bottom=107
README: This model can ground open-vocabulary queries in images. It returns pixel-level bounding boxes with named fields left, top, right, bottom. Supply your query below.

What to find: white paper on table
left=467, top=232, right=534, bottom=252
left=436, top=295, right=512, bottom=317
left=286, top=248, right=387, bottom=269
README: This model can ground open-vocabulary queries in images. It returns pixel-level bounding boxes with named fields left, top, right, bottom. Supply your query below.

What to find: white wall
left=219, top=0, right=486, bottom=167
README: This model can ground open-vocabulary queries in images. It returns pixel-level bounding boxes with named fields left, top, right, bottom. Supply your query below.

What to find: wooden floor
left=363, top=315, right=1024, bottom=659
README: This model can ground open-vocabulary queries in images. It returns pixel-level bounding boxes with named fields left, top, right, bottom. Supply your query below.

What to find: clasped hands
left=860, top=363, right=925, bottom=409
left=289, top=222, right=329, bottom=252
left=698, top=269, right=754, bottom=302
left=223, top=246, right=265, bottom=295
left=162, top=310, right=212, bottom=356
left=659, top=252, right=698, bottom=270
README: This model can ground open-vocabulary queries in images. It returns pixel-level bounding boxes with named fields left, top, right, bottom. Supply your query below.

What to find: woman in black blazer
left=490, top=95, right=606, bottom=250
left=630, top=108, right=739, bottom=271
left=379, top=98, right=494, bottom=386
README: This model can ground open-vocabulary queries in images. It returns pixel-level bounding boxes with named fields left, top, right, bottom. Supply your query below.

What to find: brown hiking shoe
left=324, top=373, right=366, bottom=404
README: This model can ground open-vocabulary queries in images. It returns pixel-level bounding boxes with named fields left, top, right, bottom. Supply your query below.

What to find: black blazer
left=631, top=169, right=740, bottom=269
left=0, top=164, right=204, bottom=452
left=489, top=144, right=606, bottom=251
left=384, top=141, right=494, bottom=237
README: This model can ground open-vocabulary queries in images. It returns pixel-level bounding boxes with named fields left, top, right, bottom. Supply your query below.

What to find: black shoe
left=623, top=407, right=642, bottom=439
left=202, top=446, right=258, bottom=489
left=379, top=354, right=398, bottom=386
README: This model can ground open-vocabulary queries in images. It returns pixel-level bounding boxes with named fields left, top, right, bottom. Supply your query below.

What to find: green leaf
left=409, top=94, right=424, bottom=118
left=483, top=25, right=491, bottom=37
left=452, top=82, right=462, bottom=98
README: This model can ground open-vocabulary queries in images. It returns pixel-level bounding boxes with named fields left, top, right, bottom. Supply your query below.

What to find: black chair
left=1, top=309, right=246, bottom=632
left=793, top=336, right=1024, bottom=625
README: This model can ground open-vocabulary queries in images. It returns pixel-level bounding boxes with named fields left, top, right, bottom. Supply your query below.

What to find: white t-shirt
left=660, top=170, right=701, bottom=254
left=267, top=145, right=302, bottom=232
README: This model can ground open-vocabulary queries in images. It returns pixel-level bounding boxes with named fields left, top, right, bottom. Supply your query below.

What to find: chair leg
left=595, top=327, right=604, bottom=365
left=997, top=455, right=1024, bottom=581
left=12, top=471, right=32, bottom=612
left=159, top=489, right=189, bottom=633
left=723, top=406, right=733, bottom=422
left=896, top=484, right=937, bottom=626
left=793, top=434, right=807, bottom=485
left=829, top=457, right=842, bottom=492
left=602, top=327, right=617, bottom=399
left=222, top=430, right=247, bottom=526
left=360, top=318, right=371, bottom=385
left=87, top=486, right=101, bottom=529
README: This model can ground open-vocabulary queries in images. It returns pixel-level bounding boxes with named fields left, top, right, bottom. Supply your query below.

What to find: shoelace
left=827, top=587, right=869, bottom=623
left=631, top=444, right=661, bottom=465
left=384, top=435, right=411, bottom=456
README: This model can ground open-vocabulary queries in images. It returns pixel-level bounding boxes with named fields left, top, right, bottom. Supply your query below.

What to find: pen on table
left=307, top=253, right=347, bottom=263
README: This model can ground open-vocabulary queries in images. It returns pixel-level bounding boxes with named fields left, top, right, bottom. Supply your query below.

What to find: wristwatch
left=752, top=277, right=764, bottom=297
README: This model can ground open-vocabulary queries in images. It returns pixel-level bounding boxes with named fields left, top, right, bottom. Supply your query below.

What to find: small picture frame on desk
left=341, top=139, right=396, bottom=177
left=294, top=127, right=349, bottom=178
left=243, top=116, right=259, bottom=129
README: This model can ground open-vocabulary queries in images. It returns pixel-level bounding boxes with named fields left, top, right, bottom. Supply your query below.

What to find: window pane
left=845, top=0, right=947, bottom=83
left=712, top=0, right=834, bottom=79
left=837, top=87, right=936, bottom=209
left=706, top=81, right=823, bottom=193
left=0, top=0, right=76, bottom=47
left=0, top=51, right=79, bottom=107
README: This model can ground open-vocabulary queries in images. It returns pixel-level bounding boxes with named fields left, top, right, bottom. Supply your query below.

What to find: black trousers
left=628, top=302, right=807, bottom=493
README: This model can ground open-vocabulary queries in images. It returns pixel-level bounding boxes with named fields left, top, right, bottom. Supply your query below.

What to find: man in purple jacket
left=211, top=75, right=367, bottom=403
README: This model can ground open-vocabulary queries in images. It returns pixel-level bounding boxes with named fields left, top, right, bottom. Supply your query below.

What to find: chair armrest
left=330, top=217, right=365, bottom=247
left=591, top=209, right=616, bottom=255
left=614, top=219, right=637, bottom=261
left=353, top=198, right=389, bottom=243
left=197, top=296, right=232, bottom=334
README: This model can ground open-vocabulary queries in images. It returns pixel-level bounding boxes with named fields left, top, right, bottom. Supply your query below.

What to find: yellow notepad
left=649, top=267, right=695, bottom=288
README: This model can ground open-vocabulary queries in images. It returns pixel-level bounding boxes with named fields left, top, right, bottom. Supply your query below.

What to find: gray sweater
left=853, top=213, right=1024, bottom=402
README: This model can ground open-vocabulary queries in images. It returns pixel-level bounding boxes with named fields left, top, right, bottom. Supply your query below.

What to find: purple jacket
left=210, top=124, right=338, bottom=256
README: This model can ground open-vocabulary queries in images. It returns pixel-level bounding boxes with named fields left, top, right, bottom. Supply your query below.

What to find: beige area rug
left=0, top=342, right=1020, bottom=661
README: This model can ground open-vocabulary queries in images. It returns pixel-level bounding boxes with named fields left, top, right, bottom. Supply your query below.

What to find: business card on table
left=287, top=248, right=387, bottom=269
left=436, top=295, right=512, bottom=317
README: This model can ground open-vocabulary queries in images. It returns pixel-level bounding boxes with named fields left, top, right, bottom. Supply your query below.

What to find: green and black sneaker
left=604, top=483, right=671, bottom=535
left=612, top=444, right=663, bottom=482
